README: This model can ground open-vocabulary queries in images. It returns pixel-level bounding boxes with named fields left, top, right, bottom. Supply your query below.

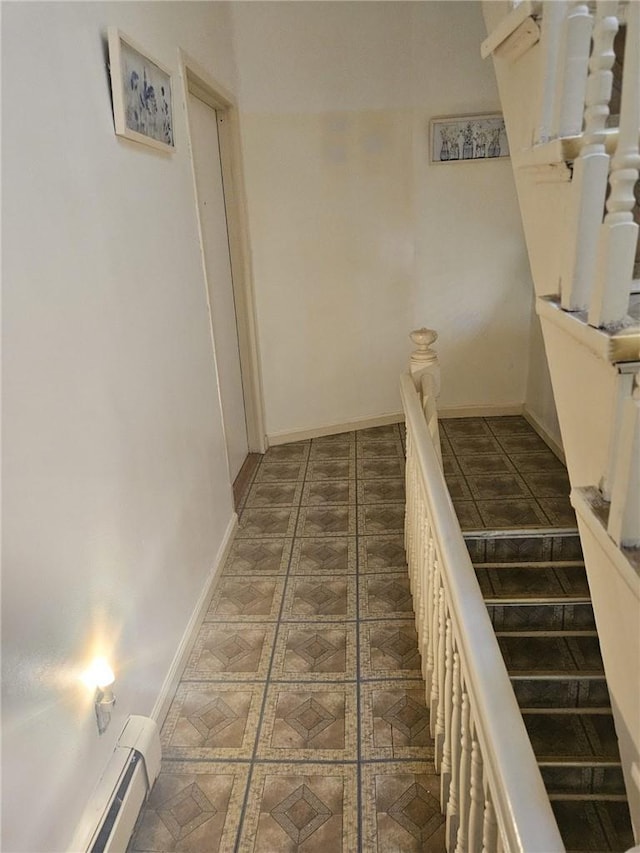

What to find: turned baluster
left=434, top=589, right=447, bottom=767
left=468, top=726, right=485, bottom=851
left=589, top=0, right=640, bottom=326
left=429, top=567, right=442, bottom=736
left=555, top=2, right=594, bottom=137
left=446, top=651, right=462, bottom=853
left=455, top=690, right=472, bottom=853
left=440, top=616, right=453, bottom=811
left=482, top=791, right=498, bottom=853
left=424, top=535, right=436, bottom=689
left=561, top=1, right=618, bottom=310
left=429, top=577, right=444, bottom=740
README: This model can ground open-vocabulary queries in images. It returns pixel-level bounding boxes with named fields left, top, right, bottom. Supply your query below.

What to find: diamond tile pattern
left=131, top=417, right=587, bottom=852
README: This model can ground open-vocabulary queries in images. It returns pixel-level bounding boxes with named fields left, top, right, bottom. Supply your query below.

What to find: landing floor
left=131, top=417, right=573, bottom=852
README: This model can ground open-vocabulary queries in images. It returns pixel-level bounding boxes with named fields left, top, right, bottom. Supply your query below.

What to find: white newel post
left=410, top=328, right=440, bottom=392
left=589, top=0, right=640, bottom=327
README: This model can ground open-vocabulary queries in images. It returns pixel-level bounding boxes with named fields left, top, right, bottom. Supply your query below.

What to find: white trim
left=522, top=406, right=566, bottom=463
left=267, top=412, right=404, bottom=445
left=150, top=513, right=238, bottom=727
left=437, top=403, right=523, bottom=419
left=177, top=49, right=267, bottom=455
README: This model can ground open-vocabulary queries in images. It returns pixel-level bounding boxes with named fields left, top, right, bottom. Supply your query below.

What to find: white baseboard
left=151, top=513, right=238, bottom=727
left=522, top=406, right=566, bottom=463
left=267, top=412, right=404, bottom=445
left=437, top=403, right=523, bottom=419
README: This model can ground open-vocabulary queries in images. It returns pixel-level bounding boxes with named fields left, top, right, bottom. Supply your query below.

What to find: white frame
left=108, top=27, right=175, bottom=153
left=430, top=113, right=509, bottom=164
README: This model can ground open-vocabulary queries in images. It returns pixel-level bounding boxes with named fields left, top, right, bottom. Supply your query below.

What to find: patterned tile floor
left=130, top=417, right=573, bottom=852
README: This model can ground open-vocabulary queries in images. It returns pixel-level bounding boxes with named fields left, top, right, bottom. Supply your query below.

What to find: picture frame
left=107, top=27, right=175, bottom=153
left=429, top=114, right=509, bottom=164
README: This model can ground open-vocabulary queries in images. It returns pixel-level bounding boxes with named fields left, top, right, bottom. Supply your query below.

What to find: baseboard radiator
left=70, top=716, right=161, bottom=853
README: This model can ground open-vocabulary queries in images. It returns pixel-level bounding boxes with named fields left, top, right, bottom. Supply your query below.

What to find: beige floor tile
left=205, top=577, right=286, bottom=622
left=281, top=575, right=356, bottom=621
left=361, top=680, right=434, bottom=760
left=182, top=623, right=276, bottom=682
left=256, top=683, right=357, bottom=760
left=162, top=683, right=264, bottom=760
left=222, top=539, right=293, bottom=576
left=290, top=536, right=356, bottom=575
left=131, top=761, right=248, bottom=852
left=359, top=573, right=414, bottom=619
left=270, top=623, right=357, bottom=681
left=237, top=764, right=357, bottom=853
left=360, top=620, right=422, bottom=679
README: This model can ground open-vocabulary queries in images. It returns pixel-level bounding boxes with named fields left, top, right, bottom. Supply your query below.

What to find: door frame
left=178, top=48, right=267, bottom=454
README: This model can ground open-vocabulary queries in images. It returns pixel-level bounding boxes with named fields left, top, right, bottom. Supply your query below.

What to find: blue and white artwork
left=430, top=115, right=508, bottom=163
left=120, top=40, right=173, bottom=147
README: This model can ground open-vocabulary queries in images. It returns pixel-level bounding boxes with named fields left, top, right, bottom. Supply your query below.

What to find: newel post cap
left=409, top=327, right=439, bottom=365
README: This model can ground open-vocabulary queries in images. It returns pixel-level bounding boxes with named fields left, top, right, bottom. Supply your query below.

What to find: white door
left=188, top=92, right=248, bottom=481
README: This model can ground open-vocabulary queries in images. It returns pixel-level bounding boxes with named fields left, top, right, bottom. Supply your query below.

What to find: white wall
left=231, top=0, right=535, bottom=438
left=2, top=3, right=237, bottom=850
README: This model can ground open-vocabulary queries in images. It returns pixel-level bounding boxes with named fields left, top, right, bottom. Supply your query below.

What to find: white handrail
left=401, top=371, right=564, bottom=853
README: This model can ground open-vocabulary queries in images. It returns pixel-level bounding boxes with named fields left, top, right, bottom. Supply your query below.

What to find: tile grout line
left=231, top=444, right=310, bottom=853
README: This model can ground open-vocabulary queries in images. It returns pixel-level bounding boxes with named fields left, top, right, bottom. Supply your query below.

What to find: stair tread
left=498, top=634, right=604, bottom=673
left=476, top=564, right=590, bottom=598
left=551, top=799, right=635, bottom=852
left=523, top=711, right=621, bottom=763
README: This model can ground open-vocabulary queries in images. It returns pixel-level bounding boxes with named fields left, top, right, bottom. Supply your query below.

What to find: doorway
left=180, top=53, right=266, bottom=487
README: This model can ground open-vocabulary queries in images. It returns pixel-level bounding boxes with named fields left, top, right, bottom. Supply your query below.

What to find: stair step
left=510, top=675, right=611, bottom=709
left=551, top=799, right=635, bottom=852
left=522, top=711, right=621, bottom=764
left=498, top=634, right=604, bottom=674
left=541, top=763, right=626, bottom=797
left=465, top=529, right=583, bottom=564
left=476, top=564, right=589, bottom=598
left=487, top=600, right=596, bottom=632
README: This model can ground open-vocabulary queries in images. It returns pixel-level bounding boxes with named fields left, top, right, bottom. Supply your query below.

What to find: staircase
left=466, top=528, right=634, bottom=852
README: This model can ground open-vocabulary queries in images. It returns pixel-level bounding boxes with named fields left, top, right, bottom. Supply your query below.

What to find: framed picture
left=430, top=114, right=509, bottom=164
left=108, top=28, right=175, bottom=153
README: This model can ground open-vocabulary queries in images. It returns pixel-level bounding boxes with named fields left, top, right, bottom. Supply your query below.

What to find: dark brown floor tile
left=446, top=434, right=503, bottom=454
left=358, top=457, right=405, bottom=479
left=183, top=623, right=276, bottom=681
left=359, top=535, right=408, bottom=572
left=254, top=461, right=306, bottom=483
left=552, top=800, right=635, bottom=852
left=131, top=761, right=249, bottom=852
left=312, top=432, right=355, bottom=447
left=301, top=479, right=355, bottom=505
left=271, top=624, right=356, bottom=681
left=476, top=499, right=549, bottom=528
left=360, top=621, right=422, bottom=678
left=498, top=635, right=602, bottom=674
left=441, top=417, right=492, bottom=437
left=451, top=500, right=483, bottom=530
left=257, top=684, right=357, bottom=760
left=223, top=539, right=293, bottom=575
left=263, top=443, right=310, bottom=464
left=361, top=680, right=434, bottom=759
left=237, top=764, right=357, bottom=853
left=484, top=416, right=535, bottom=435
left=359, top=438, right=405, bottom=459
left=360, top=573, right=414, bottom=618
left=441, top=455, right=463, bottom=477
left=237, top=507, right=298, bottom=539
left=466, top=473, right=531, bottom=500
left=358, top=478, right=406, bottom=504
left=161, top=683, right=264, bottom=760
left=245, top=482, right=303, bottom=508
left=296, top=506, right=356, bottom=537
left=358, top=503, right=405, bottom=535
left=205, top=578, right=285, bottom=622
left=522, top=471, right=571, bottom=498
left=484, top=535, right=553, bottom=563
left=291, top=536, right=356, bottom=574
left=540, top=497, right=577, bottom=526
left=362, top=762, right=445, bottom=852
left=439, top=435, right=454, bottom=457
left=508, top=450, right=566, bottom=472
left=523, top=712, right=619, bottom=762
left=442, top=474, right=473, bottom=500
left=495, top=433, right=551, bottom=454
left=309, top=443, right=355, bottom=461
left=456, top=454, right=515, bottom=475
left=306, top=459, right=354, bottom=481
left=485, top=566, right=566, bottom=598
left=282, top=576, right=356, bottom=621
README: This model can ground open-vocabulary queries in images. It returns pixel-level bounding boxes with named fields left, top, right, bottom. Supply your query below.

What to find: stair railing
left=402, top=329, right=564, bottom=853
left=536, top=0, right=640, bottom=326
